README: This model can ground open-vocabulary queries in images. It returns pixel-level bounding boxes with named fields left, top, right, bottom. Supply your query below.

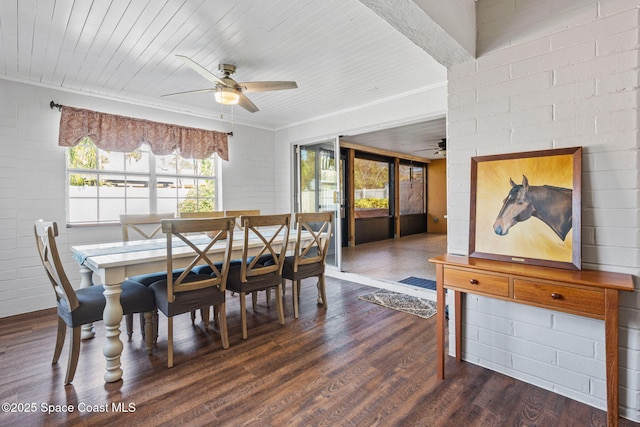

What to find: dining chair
left=224, top=210, right=264, bottom=302
left=148, top=217, right=235, bottom=367
left=226, top=213, right=290, bottom=339
left=281, top=212, right=333, bottom=318
left=119, top=213, right=175, bottom=241
left=180, top=211, right=225, bottom=325
left=180, top=211, right=225, bottom=219
left=225, top=209, right=260, bottom=231
left=120, top=213, right=175, bottom=340
left=34, top=220, right=156, bottom=384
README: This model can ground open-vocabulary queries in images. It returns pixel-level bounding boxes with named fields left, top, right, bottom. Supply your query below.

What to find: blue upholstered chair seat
left=128, top=269, right=191, bottom=286
left=281, top=256, right=325, bottom=281
left=57, top=280, right=156, bottom=328
left=191, top=256, right=263, bottom=275
left=226, top=264, right=282, bottom=294
left=150, top=275, right=226, bottom=317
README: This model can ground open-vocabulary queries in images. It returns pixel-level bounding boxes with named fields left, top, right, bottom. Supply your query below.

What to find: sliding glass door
left=294, top=137, right=341, bottom=269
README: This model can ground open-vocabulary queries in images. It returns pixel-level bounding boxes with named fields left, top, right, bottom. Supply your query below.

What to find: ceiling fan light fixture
left=215, top=87, right=240, bottom=105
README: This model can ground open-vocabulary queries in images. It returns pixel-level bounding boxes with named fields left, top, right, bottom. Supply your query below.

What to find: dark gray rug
left=399, top=276, right=436, bottom=290
left=358, top=289, right=437, bottom=319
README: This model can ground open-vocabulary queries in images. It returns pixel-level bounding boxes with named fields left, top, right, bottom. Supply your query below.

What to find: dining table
left=71, top=226, right=304, bottom=383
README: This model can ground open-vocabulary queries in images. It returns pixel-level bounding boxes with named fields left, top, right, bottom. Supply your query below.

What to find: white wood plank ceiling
left=0, top=0, right=447, bottom=152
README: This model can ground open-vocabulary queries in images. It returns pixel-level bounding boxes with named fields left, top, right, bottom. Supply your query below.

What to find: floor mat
left=358, top=289, right=437, bottom=319
left=399, top=276, right=436, bottom=290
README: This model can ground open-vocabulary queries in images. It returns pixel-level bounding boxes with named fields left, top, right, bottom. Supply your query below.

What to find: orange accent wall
left=427, top=159, right=447, bottom=234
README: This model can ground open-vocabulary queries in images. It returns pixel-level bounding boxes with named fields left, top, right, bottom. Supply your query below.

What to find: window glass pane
left=105, top=151, right=126, bottom=171
left=99, top=199, right=126, bottom=221
left=197, top=158, right=215, bottom=177
left=69, top=173, right=98, bottom=196
left=124, top=199, right=149, bottom=216
left=100, top=175, right=127, bottom=197
left=178, top=158, right=197, bottom=175
left=399, top=165, right=425, bottom=215
left=125, top=148, right=150, bottom=173
left=157, top=198, right=177, bottom=213
left=300, top=148, right=317, bottom=213
left=68, top=199, right=98, bottom=223
left=67, top=137, right=99, bottom=170
left=354, top=158, right=389, bottom=218
left=156, top=153, right=177, bottom=174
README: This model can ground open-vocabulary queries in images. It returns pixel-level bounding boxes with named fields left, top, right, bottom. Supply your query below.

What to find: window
left=353, top=157, right=390, bottom=218
left=67, top=138, right=219, bottom=224
left=399, top=164, right=425, bottom=215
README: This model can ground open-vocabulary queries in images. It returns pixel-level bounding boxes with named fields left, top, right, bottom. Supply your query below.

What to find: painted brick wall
left=448, top=0, right=640, bottom=420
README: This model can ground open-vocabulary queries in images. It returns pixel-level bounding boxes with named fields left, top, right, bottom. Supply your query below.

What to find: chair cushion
left=282, top=256, right=325, bottom=281
left=58, top=280, right=156, bottom=328
left=226, top=264, right=281, bottom=294
left=150, top=275, right=226, bottom=317
left=192, top=255, right=266, bottom=275
left=191, top=259, right=245, bottom=275
left=128, top=269, right=191, bottom=286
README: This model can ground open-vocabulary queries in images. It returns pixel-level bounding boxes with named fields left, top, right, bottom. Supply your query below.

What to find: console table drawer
left=513, top=279, right=604, bottom=316
left=444, top=268, right=509, bottom=297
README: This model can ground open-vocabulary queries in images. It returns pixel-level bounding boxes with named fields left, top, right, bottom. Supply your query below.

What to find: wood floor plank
left=0, top=277, right=635, bottom=426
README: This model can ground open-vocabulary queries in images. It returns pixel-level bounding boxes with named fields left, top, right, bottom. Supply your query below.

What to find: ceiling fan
left=417, top=138, right=447, bottom=156
left=162, top=55, right=298, bottom=113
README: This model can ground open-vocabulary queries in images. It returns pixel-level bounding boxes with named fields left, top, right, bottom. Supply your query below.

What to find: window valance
left=57, top=106, right=229, bottom=160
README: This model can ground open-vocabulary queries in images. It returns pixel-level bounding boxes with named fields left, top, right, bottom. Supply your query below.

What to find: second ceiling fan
left=163, top=55, right=298, bottom=113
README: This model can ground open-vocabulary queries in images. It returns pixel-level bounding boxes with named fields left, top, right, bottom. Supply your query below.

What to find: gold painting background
left=474, top=153, right=574, bottom=262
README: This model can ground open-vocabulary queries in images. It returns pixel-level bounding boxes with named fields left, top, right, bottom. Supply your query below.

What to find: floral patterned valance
left=57, top=106, right=229, bottom=160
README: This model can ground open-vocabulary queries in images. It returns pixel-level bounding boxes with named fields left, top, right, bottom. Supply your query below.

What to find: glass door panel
left=296, top=137, right=341, bottom=269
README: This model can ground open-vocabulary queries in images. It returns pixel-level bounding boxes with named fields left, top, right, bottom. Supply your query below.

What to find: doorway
left=294, top=138, right=341, bottom=269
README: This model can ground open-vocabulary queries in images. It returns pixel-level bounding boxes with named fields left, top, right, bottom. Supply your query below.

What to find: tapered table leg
left=102, top=282, right=124, bottom=383
left=78, top=265, right=96, bottom=339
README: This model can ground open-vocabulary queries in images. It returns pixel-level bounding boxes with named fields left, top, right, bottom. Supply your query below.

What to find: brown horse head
left=493, top=175, right=573, bottom=240
left=493, top=175, right=535, bottom=236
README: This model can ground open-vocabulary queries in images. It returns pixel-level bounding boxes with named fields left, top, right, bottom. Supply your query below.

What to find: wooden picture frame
left=469, top=147, right=582, bottom=270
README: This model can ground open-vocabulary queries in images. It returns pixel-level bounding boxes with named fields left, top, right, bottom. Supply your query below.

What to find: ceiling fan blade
left=175, top=55, right=226, bottom=86
left=161, top=88, right=215, bottom=97
left=239, top=81, right=297, bottom=93
left=237, top=92, right=259, bottom=113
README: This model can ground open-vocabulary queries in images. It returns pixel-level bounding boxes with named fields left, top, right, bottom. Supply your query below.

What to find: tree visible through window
left=67, top=138, right=218, bottom=224
left=353, top=158, right=389, bottom=217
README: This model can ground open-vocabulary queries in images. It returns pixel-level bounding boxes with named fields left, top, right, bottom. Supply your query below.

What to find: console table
left=429, top=254, right=634, bottom=427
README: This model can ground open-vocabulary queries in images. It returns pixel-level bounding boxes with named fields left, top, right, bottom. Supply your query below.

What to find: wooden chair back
left=34, top=220, right=78, bottom=310
left=180, top=211, right=224, bottom=219
left=239, top=214, right=290, bottom=282
left=119, top=213, right=175, bottom=241
left=292, top=212, right=333, bottom=272
left=162, top=217, right=235, bottom=302
left=225, top=210, right=260, bottom=230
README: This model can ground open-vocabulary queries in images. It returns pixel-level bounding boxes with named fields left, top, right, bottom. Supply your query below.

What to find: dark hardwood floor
left=1, top=277, right=635, bottom=426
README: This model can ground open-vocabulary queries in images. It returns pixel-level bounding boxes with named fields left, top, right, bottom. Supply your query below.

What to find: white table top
left=71, top=229, right=301, bottom=285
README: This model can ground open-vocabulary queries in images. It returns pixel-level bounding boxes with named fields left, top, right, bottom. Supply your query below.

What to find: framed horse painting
left=469, top=147, right=582, bottom=270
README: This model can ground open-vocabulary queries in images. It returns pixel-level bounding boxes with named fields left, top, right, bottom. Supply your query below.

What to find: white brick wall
left=449, top=0, right=640, bottom=420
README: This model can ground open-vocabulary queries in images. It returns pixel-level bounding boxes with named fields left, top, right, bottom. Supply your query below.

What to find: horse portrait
left=493, top=175, right=572, bottom=241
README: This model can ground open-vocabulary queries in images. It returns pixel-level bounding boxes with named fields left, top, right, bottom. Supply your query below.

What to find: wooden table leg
left=604, top=288, right=619, bottom=427
left=436, top=263, right=445, bottom=380
left=102, top=282, right=124, bottom=383
left=78, top=265, right=96, bottom=339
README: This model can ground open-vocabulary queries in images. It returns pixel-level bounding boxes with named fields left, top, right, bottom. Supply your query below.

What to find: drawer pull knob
left=469, top=279, right=479, bottom=285
left=551, top=293, right=562, bottom=300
